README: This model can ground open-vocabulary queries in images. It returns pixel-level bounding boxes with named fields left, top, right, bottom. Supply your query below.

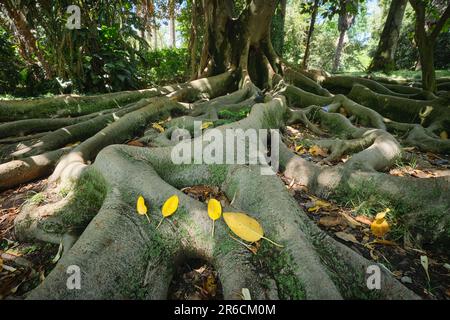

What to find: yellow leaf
left=307, top=199, right=331, bottom=213
left=371, top=218, right=390, bottom=238
left=202, top=122, right=214, bottom=130
left=65, top=141, right=81, bottom=148
left=152, top=123, right=165, bottom=133
left=440, top=131, right=448, bottom=140
left=208, top=198, right=222, bottom=237
left=223, top=212, right=283, bottom=247
left=157, top=195, right=179, bottom=229
left=137, top=196, right=148, bottom=215
left=295, top=145, right=306, bottom=155
left=309, top=145, right=328, bottom=157
left=208, top=199, right=222, bottom=221
left=162, top=195, right=179, bottom=217
left=375, top=208, right=390, bottom=221
left=203, top=274, right=217, bottom=297
left=137, top=195, right=151, bottom=224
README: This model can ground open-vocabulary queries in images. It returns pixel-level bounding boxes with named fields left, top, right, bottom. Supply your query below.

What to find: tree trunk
left=332, top=29, right=346, bottom=73
left=1, top=1, right=53, bottom=79
left=271, top=0, right=287, bottom=57
left=368, top=0, right=407, bottom=73
left=302, top=0, right=319, bottom=69
left=417, top=39, right=436, bottom=93
left=197, top=0, right=280, bottom=88
left=169, top=0, right=176, bottom=48
left=152, top=23, right=158, bottom=50
left=188, top=0, right=200, bottom=78
left=409, top=0, right=450, bottom=92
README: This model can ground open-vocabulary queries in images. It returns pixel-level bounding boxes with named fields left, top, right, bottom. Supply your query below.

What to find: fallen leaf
left=162, top=195, right=179, bottom=218
left=295, top=145, right=306, bottom=155
left=137, top=196, right=148, bottom=215
left=411, top=170, right=432, bottom=179
left=319, top=216, right=344, bottom=228
left=335, top=232, right=359, bottom=244
left=223, top=212, right=283, bottom=247
left=152, top=123, right=165, bottom=133
left=0, top=257, right=2, bottom=272
left=307, top=199, right=332, bottom=213
left=355, top=215, right=373, bottom=226
left=203, top=274, right=217, bottom=297
left=208, top=198, right=222, bottom=237
left=202, top=122, right=214, bottom=130
left=242, top=288, right=251, bottom=300
left=157, top=195, right=179, bottom=229
left=371, top=209, right=390, bottom=238
left=420, top=255, right=430, bottom=282
left=127, top=140, right=145, bottom=147
left=51, top=241, right=63, bottom=264
left=440, top=131, right=448, bottom=140
left=137, top=195, right=151, bottom=224
left=65, top=141, right=81, bottom=148
left=309, top=145, right=328, bottom=157
left=373, top=239, right=396, bottom=246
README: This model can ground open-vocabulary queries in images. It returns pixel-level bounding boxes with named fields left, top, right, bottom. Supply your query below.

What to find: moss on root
left=57, top=168, right=108, bottom=229
left=251, top=243, right=306, bottom=300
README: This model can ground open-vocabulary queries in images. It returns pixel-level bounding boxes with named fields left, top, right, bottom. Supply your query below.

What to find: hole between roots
left=167, top=257, right=224, bottom=300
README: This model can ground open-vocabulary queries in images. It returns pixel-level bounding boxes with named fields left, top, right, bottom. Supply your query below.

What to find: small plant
left=28, top=192, right=46, bottom=206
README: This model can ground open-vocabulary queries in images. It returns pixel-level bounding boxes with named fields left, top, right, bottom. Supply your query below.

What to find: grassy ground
left=338, top=69, right=450, bottom=81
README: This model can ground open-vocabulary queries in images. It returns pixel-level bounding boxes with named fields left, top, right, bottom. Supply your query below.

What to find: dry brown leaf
left=127, top=140, right=145, bottom=147
left=340, top=212, right=362, bottom=228
left=319, top=216, right=344, bottom=228
left=309, top=145, right=328, bottom=157
left=335, top=232, right=359, bottom=244
left=411, top=170, right=432, bottom=179
left=355, top=215, right=373, bottom=226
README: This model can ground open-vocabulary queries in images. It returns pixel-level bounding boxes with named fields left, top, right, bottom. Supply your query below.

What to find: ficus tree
left=0, top=0, right=449, bottom=301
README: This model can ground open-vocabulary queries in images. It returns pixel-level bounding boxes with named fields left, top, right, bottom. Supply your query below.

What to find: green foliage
left=138, top=48, right=189, bottom=86
left=218, top=107, right=252, bottom=122
left=0, top=28, right=21, bottom=94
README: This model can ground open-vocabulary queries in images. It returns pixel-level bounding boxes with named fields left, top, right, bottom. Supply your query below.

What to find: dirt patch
left=167, top=258, right=224, bottom=300
left=0, top=179, right=58, bottom=300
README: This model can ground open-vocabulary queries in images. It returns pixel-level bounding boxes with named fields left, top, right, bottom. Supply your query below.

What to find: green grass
left=338, top=69, right=450, bottom=81
left=27, top=192, right=46, bottom=206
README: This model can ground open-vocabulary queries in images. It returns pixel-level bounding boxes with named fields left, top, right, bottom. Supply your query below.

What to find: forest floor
left=280, top=122, right=450, bottom=300
left=1, top=69, right=450, bottom=300
left=340, top=70, right=450, bottom=81
left=1, top=119, right=449, bottom=300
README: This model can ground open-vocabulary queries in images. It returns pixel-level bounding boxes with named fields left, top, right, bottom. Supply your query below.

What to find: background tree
left=368, top=0, right=408, bottom=73
left=409, top=0, right=450, bottom=92
left=331, top=0, right=359, bottom=72
left=272, top=0, right=287, bottom=56
left=300, top=0, right=321, bottom=69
